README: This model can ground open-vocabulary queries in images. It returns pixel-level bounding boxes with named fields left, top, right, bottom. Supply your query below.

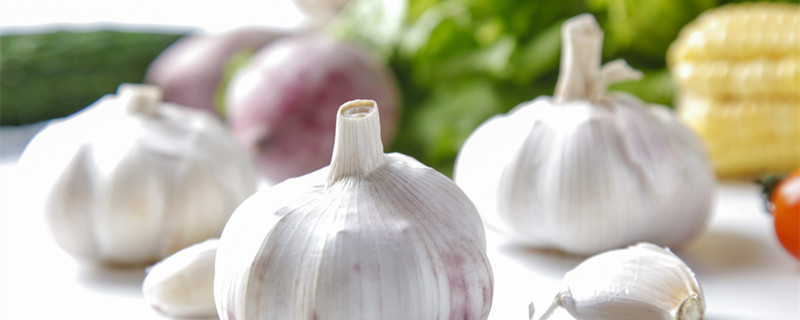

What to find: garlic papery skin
left=18, top=84, right=258, bottom=266
left=453, top=14, right=715, bottom=255
left=532, top=243, right=705, bottom=320
left=143, top=239, right=219, bottom=319
left=214, top=99, right=493, bottom=320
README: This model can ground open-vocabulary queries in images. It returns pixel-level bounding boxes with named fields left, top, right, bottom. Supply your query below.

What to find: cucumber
left=1, top=30, right=185, bottom=125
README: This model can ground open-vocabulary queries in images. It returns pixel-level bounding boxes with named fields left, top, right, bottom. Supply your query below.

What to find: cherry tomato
left=771, top=170, right=800, bottom=260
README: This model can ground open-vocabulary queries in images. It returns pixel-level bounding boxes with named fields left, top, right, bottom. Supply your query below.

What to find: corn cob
left=671, top=55, right=800, bottom=99
left=668, top=2, right=800, bottom=179
left=668, top=2, right=800, bottom=62
left=679, top=94, right=800, bottom=178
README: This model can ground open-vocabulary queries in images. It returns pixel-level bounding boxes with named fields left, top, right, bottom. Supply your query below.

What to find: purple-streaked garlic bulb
left=225, top=33, right=400, bottom=184
left=215, top=99, right=492, bottom=319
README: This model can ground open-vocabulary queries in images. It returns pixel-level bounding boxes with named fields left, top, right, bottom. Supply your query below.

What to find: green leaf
left=329, top=0, right=408, bottom=60
left=392, top=77, right=506, bottom=176
left=332, top=0, right=745, bottom=174
left=214, top=49, right=257, bottom=117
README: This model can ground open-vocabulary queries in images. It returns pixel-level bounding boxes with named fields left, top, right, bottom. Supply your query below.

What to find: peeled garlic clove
left=454, top=14, right=715, bottom=255
left=143, top=239, right=218, bottom=319
left=18, top=84, right=258, bottom=266
left=214, top=99, right=493, bottom=319
left=535, top=243, right=705, bottom=320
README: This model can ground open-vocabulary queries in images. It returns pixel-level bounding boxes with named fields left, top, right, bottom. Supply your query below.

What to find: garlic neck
left=118, top=83, right=164, bottom=116
left=327, top=100, right=386, bottom=185
left=553, top=14, right=642, bottom=103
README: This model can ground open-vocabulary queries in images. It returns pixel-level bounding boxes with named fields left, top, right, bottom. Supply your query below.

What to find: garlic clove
left=535, top=242, right=705, bottom=320
left=214, top=99, right=493, bottom=319
left=143, top=239, right=219, bottom=319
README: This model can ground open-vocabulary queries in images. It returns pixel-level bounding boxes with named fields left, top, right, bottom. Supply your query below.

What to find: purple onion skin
left=145, top=27, right=286, bottom=115
left=225, top=34, right=400, bottom=184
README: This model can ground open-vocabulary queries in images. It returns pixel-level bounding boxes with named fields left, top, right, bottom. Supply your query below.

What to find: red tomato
left=772, top=170, right=800, bottom=260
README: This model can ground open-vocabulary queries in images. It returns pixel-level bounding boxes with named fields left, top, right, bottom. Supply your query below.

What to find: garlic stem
left=554, top=14, right=602, bottom=103
left=118, top=84, right=163, bottom=116
left=327, top=99, right=386, bottom=184
left=554, top=14, right=642, bottom=103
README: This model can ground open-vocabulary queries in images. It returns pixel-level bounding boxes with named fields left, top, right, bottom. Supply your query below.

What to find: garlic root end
left=677, top=293, right=704, bottom=320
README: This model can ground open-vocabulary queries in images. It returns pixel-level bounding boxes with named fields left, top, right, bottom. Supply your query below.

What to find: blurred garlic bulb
left=19, top=84, right=257, bottom=266
left=143, top=239, right=218, bottom=319
left=214, top=99, right=493, bottom=319
left=531, top=243, right=705, bottom=320
left=294, top=0, right=352, bottom=26
left=454, top=14, right=715, bottom=255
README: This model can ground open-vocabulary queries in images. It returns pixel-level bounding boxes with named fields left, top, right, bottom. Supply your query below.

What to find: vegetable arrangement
left=330, top=0, right=727, bottom=176
left=142, top=29, right=402, bottom=184
left=5, top=0, right=797, bottom=319
left=135, top=12, right=718, bottom=319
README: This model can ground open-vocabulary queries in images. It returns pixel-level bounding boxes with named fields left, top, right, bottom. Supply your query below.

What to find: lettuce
left=332, top=0, right=768, bottom=175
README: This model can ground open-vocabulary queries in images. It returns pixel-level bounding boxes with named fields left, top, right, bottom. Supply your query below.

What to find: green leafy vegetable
left=333, top=0, right=737, bottom=176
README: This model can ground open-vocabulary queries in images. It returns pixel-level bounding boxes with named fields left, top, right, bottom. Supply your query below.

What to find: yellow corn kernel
left=669, top=2, right=800, bottom=179
left=678, top=94, right=800, bottom=179
left=668, top=2, right=800, bottom=63
left=671, top=55, right=800, bottom=99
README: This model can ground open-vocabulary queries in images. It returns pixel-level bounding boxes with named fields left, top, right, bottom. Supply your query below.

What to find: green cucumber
left=1, top=30, right=185, bottom=125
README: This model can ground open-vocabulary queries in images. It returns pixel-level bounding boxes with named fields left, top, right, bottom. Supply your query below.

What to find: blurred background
left=3, top=0, right=794, bottom=176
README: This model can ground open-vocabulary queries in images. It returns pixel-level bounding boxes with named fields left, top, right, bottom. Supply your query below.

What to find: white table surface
left=1, top=1, right=799, bottom=319
left=1, top=122, right=799, bottom=320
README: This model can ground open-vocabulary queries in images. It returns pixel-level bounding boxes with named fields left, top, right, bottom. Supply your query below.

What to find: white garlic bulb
left=531, top=242, right=705, bottom=320
left=214, top=99, right=493, bottom=320
left=454, top=14, right=715, bottom=255
left=143, top=239, right=218, bottom=319
left=19, top=84, right=258, bottom=266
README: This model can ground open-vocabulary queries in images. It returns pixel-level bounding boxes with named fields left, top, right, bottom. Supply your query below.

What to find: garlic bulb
left=143, top=239, right=218, bottom=319
left=214, top=99, right=493, bottom=319
left=531, top=242, right=705, bottom=320
left=454, top=14, right=715, bottom=255
left=19, top=84, right=258, bottom=265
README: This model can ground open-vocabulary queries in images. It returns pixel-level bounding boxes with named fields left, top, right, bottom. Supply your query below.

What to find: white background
left=1, top=1, right=799, bottom=319
left=0, top=0, right=307, bottom=34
